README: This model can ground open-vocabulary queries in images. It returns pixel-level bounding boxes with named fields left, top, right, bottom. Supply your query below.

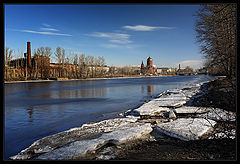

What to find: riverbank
left=115, top=77, right=236, bottom=160
left=9, top=76, right=236, bottom=160
left=4, top=74, right=176, bottom=84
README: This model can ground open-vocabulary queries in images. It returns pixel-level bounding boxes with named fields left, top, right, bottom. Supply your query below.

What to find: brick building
left=140, top=57, right=157, bottom=75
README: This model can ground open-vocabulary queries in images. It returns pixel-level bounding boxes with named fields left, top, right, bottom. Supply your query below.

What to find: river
left=4, top=75, right=216, bottom=159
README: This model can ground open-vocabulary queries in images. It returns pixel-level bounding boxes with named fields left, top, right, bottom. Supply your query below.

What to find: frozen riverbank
left=10, top=77, right=236, bottom=160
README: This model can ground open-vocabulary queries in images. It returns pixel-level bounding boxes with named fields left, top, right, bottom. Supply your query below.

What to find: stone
left=168, top=110, right=176, bottom=118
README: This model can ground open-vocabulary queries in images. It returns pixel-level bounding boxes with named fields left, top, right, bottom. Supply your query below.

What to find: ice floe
left=35, top=123, right=152, bottom=160
left=196, top=108, right=236, bottom=122
left=10, top=117, right=148, bottom=160
left=154, top=90, right=187, bottom=108
left=131, top=101, right=170, bottom=116
left=173, top=106, right=212, bottom=114
left=155, top=118, right=217, bottom=141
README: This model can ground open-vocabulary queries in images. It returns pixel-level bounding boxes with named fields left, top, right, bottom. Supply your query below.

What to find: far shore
left=4, top=74, right=178, bottom=84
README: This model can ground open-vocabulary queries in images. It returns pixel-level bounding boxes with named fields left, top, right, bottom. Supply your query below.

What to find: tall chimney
left=27, top=42, right=31, bottom=68
left=179, top=64, right=180, bottom=70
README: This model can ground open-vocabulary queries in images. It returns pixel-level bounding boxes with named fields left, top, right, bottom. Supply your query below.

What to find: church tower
left=141, top=61, right=145, bottom=74
left=147, top=57, right=153, bottom=68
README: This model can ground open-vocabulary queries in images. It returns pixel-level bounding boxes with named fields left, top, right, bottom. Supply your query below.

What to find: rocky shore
left=9, top=77, right=236, bottom=160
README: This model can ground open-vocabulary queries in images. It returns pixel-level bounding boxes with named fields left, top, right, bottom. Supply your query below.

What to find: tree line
left=4, top=46, right=141, bottom=81
left=195, top=4, right=236, bottom=115
left=195, top=4, right=236, bottom=81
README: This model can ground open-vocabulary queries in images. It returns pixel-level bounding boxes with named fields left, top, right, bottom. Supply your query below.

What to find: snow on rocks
left=155, top=118, right=217, bottom=141
left=196, top=108, right=236, bottom=122
left=35, top=123, right=152, bottom=160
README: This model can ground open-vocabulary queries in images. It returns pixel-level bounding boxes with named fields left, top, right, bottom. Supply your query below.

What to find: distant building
left=176, top=64, right=195, bottom=75
left=196, top=67, right=208, bottom=74
left=140, top=57, right=157, bottom=75
left=157, top=67, right=176, bottom=75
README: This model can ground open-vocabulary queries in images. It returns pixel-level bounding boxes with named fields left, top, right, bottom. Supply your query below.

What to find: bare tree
left=78, top=54, right=86, bottom=78
left=73, top=54, right=78, bottom=78
left=5, top=47, right=14, bottom=81
left=54, top=47, right=65, bottom=78
left=195, top=4, right=236, bottom=80
left=55, top=47, right=62, bottom=64
left=45, top=47, right=52, bottom=58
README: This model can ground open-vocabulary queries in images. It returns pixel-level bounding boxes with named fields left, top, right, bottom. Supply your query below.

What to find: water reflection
left=147, top=85, right=153, bottom=97
left=26, top=107, right=34, bottom=123
left=141, top=86, right=144, bottom=95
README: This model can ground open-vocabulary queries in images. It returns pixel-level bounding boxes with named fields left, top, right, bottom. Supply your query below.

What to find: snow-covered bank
left=10, top=77, right=236, bottom=160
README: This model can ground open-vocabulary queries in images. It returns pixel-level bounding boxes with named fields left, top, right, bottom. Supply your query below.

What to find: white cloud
left=42, top=23, right=51, bottom=27
left=90, top=32, right=130, bottom=39
left=109, top=39, right=132, bottom=44
left=40, top=27, right=59, bottom=31
left=123, top=25, right=175, bottom=31
left=90, top=32, right=132, bottom=45
left=178, top=60, right=203, bottom=69
left=100, top=43, right=134, bottom=49
left=20, top=30, right=72, bottom=36
left=101, top=44, right=121, bottom=48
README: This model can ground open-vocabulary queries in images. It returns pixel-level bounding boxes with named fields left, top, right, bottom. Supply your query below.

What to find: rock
left=152, top=120, right=158, bottom=125
left=163, top=110, right=176, bottom=119
left=155, top=118, right=216, bottom=141
left=168, top=110, right=176, bottom=118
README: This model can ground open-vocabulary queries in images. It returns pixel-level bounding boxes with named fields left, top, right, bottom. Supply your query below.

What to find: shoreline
left=4, top=74, right=180, bottom=84
left=9, top=76, right=236, bottom=160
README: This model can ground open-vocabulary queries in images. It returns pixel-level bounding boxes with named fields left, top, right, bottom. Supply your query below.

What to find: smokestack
left=27, top=42, right=31, bottom=68
left=179, top=64, right=180, bottom=70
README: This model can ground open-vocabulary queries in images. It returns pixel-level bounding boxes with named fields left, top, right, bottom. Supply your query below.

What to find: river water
left=4, top=75, right=216, bottom=159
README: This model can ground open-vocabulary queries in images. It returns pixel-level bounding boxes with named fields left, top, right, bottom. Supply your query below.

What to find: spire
left=141, top=60, right=144, bottom=68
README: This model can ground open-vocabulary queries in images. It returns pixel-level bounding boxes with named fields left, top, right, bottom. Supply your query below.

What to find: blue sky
left=5, top=4, right=204, bottom=69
